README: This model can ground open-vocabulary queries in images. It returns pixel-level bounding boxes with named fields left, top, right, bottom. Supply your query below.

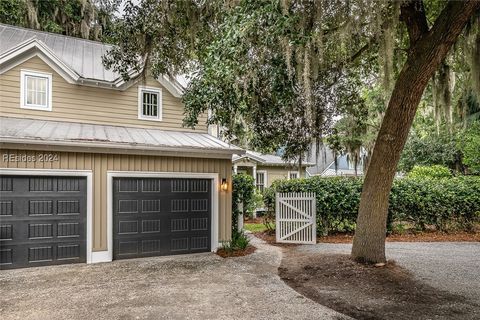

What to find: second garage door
left=113, top=177, right=212, bottom=259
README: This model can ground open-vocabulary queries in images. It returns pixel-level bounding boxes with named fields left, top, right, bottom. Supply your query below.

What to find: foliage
left=251, top=189, right=264, bottom=215
left=221, top=230, right=250, bottom=252
left=458, top=121, right=480, bottom=174
left=398, top=116, right=462, bottom=173
left=232, top=173, right=255, bottom=231
left=408, top=165, right=452, bottom=179
left=104, top=1, right=479, bottom=165
left=0, top=0, right=120, bottom=41
left=264, top=176, right=480, bottom=235
left=103, top=0, right=397, bottom=161
left=264, top=177, right=363, bottom=235
left=0, top=0, right=25, bottom=26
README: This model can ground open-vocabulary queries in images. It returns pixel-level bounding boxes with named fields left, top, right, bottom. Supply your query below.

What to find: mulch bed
left=254, top=231, right=300, bottom=247
left=216, top=245, right=256, bottom=258
left=318, top=231, right=480, bottom=243
left=255, top=231, right=480, bottom=244
left=279, top=252, right=480, bottom=320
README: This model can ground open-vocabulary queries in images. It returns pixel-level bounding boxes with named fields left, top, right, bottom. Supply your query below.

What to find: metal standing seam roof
left=0, top=23, right=118, bottom=82
left=233, top=150, right=315, bottom=167
left=0, top=24, right=185, bottom=95
left=0, top=117, right=244, bottom=155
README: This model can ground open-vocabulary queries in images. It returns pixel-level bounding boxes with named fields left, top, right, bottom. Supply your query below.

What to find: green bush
left=222, top=230, right=250, bottom=252
left=264, top=176, right=480, bottom=235
left=232, top=173, right=255, bottom=231
left=408, top=165, right=452, bottom=179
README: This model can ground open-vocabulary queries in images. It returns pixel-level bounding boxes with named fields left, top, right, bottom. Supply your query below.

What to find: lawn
left=244, top=223, right=268, bottom=233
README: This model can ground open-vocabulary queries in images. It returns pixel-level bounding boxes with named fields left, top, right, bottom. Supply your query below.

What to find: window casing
left=138, top=86, right=162, bottom=121
left=288, top=171, right=299, bottom=179
left=20, top=70, right=52, bottom=111
left=256, top=171, right=266, bottom=192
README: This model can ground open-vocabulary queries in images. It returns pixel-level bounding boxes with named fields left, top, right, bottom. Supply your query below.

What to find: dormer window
left=138, top=86, right=162, bottom=121
left=20, top=70, right=52, bottom=111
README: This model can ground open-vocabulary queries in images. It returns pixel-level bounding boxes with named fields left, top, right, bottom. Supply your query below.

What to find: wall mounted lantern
left=221, top=178, right=228, bottom=191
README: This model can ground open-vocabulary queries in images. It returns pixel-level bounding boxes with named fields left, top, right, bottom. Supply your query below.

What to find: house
left=0, top=24, right=244, bottom=269
left=232, top=150, right=313, bottom=192
left=306, top=144, right=365, bottom=177
left=319, top=154, right=365, bottom=177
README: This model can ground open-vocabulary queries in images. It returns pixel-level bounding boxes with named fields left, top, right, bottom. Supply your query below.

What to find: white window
left=288, top=171, right=299, bottom=179
left=256, top=171, right=267, bottom=192
left=20, top=70, right=52, bottom=111
left=138, top=86, right=162, bottom=121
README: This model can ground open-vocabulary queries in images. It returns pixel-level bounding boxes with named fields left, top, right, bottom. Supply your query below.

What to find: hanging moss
left=472, top=20, right=480, bottom=102
left=379, top=1, right=400, bottom=105
left=432, top=61, right=455, bottom=132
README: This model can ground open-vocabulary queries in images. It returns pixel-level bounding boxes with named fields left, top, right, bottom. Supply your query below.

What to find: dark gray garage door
left=0, top=175, right=87, bottom=269
left=113, top=178, right=211, bottom=259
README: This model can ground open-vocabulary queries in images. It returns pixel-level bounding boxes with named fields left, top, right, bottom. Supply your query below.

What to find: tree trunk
left=351, top=0, right=480, bottom=263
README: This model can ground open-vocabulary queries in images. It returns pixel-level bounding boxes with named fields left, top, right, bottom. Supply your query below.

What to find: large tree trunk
left=351, top=0, right=480, bottom=263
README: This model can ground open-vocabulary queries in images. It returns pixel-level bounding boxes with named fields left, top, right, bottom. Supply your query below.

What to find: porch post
left=252, top=165, right=257, bottom=218
left=233, top=164, right=238, bottom=174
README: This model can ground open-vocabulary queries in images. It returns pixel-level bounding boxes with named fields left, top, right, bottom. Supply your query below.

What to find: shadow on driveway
left=0, top=237, right=349, bottom=320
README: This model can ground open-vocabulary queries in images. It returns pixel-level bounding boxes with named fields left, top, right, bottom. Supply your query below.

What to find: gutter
left=1, top=138, right=245, bottom=159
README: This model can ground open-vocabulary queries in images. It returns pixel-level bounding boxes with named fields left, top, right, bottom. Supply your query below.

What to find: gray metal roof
left=0, top=117, right=244, bottom=156
left=233, top=150, right=314, bottom=167
left=0, top=23, right=118, bottom=82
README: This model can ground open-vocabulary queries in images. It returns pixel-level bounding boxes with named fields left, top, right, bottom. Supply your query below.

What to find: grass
left=244, top=223, right=268, bottom=233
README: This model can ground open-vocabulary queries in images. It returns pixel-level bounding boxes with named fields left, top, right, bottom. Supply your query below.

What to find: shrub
left=222, top=230, right=250, bottom=252
left=264, top=176, right=480, bottom=235
left=232, top=174, right=255, bottom=231
left=408, top=165, right=452, bottom=179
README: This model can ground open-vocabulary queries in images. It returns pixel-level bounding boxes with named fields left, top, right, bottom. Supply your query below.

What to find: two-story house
left=0, top=24, right=244, bottom=269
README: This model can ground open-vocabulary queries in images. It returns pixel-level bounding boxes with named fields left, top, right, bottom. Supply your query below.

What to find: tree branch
left=400, top=0, right=429, bottom=45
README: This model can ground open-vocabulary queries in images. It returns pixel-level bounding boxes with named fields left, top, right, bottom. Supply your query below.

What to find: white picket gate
left=275, top=192, right=316, bottom=244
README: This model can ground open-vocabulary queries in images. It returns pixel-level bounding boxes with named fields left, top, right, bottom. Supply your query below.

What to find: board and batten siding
left=0, top=149, right=232, bottom=251
left=0, top=56, right=207, bottom=132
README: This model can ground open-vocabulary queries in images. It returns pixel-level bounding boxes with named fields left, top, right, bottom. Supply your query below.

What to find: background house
left=233, top=150, right=313, bottom=192
left=306, top=144, right=365, bottom=177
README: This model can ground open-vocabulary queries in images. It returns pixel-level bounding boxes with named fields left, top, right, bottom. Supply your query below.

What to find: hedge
left=264, top=176, right=480, bottom=235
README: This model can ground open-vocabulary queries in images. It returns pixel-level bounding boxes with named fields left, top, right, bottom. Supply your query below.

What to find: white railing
left=275, top=192, right=316, bottom=244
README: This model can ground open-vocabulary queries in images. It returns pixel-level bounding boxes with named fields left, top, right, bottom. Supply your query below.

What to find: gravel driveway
left=0, top=237, right=348, bottom=320
left=296, top=242, right=480, bottom=302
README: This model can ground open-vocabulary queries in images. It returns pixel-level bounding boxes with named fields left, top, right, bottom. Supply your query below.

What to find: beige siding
left=0, top=149, right=232, bottom=251
left=0, top=56, right=207, bottom=132
left=257, top=166, right=306, bottom=187
left=235, top=162, right=306, bottom=188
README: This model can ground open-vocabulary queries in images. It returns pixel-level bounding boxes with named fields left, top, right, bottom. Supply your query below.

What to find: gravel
left=0, top=237, right=349, bottom=320
left=296, top=242, right=480, bottom=302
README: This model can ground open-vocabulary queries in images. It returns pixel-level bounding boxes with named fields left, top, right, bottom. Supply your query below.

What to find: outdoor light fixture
left=221, top=178, right=228, bottom=191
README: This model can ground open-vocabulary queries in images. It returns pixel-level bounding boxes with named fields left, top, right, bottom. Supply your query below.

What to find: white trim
left=156, top=75, right=184, bottom=98
left=137, top=86, right=162, bottom=121
left=0, top=36, right=185, bottom=96
left=0, top=38, right=79, bottom=82
left=106, top=171, right=220, bottom=262
left=288, top=171, right=300, bottom=179
left=91, top=251, right=111, bottom=263
left=20, top=69, right=53, bottom=111
left=0, top=168, right=94, bottom=264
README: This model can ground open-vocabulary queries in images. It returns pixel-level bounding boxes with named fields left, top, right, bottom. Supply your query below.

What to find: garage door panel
left=0, top=175, right=86, bottom=269
left=113, top=178, right=212, bottom=260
